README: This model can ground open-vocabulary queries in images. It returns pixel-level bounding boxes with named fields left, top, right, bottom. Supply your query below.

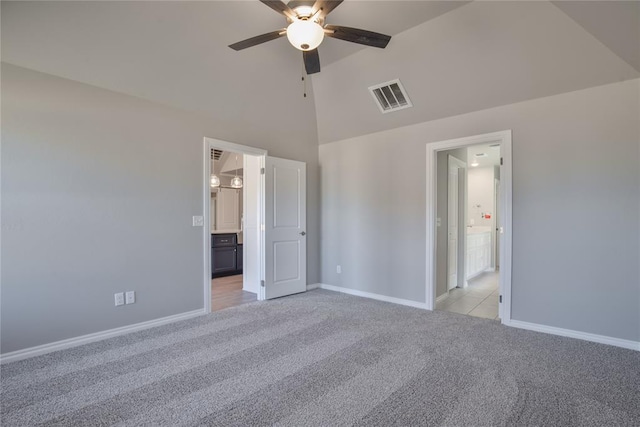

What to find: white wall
left=467, top=167, right=495, bottom=228
left=1, top=63, right=320, bottom=354
left=320, top=79, right=640, bottom=342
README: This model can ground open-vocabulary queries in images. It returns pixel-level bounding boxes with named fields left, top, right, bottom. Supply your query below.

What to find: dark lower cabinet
left=212, top=247, right=236, bottom=275
left=236, top=244, right=243, bottom=271
left=211, top=234, right=243, bottom=278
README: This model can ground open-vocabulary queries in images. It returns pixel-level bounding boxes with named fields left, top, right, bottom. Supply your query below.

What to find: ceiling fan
left=229, top=0, right=392, bottom=75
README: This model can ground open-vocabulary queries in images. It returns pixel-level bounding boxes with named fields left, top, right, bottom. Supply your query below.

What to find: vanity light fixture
left=210, top=159, right=220, bottom=188
left=471, top=159, right=479, bottom=167
left=230, top=155, right=243, bottom=189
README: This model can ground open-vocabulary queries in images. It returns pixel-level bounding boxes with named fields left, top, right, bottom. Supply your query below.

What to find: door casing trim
left=425, top=130, right=512, bottom=323
left=204, top=137, right=267, bottom=312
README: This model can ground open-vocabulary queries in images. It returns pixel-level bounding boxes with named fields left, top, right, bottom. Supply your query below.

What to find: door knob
left=300, top=231, right=306, bottom=236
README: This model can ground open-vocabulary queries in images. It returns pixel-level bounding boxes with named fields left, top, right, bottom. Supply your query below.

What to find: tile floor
left=436, top=271, right=500, bottom=320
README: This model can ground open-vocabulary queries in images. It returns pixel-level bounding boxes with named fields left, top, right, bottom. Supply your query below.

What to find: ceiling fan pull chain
left=301, top=63, right=307, bottom=98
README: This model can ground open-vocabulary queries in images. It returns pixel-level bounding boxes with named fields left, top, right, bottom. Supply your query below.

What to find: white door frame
left=426, top=130, right=512, bottom=322
left=203, top=137, right=267, bottom=313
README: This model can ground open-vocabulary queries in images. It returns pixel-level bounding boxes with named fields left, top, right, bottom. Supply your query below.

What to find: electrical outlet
left=125, top=291, right=136, bottom=304
left=192, top=215, right=204, bottom=227
left=114, top=292, right=125, bottom=306
left=337, top=265, right=341, bottom=274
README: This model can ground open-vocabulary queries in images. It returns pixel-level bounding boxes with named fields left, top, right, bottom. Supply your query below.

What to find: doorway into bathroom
left=206, top=139, right=266, bottom=312
left=426, top=130, right=512, bottom=323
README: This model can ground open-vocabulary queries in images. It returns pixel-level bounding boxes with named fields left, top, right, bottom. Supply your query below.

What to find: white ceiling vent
left=368, top=79, right=412, bottom=114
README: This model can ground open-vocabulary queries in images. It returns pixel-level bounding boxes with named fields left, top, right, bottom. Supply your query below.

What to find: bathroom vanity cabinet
left=466, top=230, right=491, bottom=279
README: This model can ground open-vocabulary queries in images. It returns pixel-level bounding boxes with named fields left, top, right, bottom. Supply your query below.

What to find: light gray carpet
left=2, top=289, right=639, bottom=426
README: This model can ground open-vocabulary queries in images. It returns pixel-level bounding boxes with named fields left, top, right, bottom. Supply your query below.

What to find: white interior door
left=447, top=158, right=459, bottom=291
left=263, top=156, right=306, bottom=299
left=494, top=179, right=500, bottom=270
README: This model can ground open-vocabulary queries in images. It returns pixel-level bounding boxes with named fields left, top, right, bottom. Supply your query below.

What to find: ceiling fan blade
left=303, top=49, right=321, bottom=74
left=229, top=30, right=286, bottom=51
left=260, top=0, right=296, bottom=20
left=312, top=0, right=344, bottom=17
left=324, top=25, right=391, bottom=48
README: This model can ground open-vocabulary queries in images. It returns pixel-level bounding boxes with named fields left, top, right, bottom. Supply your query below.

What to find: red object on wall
left=484, top=214, right=491, bottom=219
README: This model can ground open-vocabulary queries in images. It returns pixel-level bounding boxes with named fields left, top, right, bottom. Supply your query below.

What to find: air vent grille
left=368, top=79, right=412, bottom=114
left=210, top=149, right=223, bottom=160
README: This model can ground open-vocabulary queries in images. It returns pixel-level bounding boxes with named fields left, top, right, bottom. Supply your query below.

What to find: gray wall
left=320, top=79, right=640, bottom=342
left=436, top=148, right=467, bottom=298
left=1, top=63, right=320, bottom=353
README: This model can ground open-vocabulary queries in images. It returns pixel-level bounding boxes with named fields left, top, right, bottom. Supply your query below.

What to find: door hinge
left=500, top=157, right=503, bottom=166
left=260, top=280, right=265, bottom=288
left=260, top=167, right=265, bottom=175
left=499, top=295, right=503, bottom=303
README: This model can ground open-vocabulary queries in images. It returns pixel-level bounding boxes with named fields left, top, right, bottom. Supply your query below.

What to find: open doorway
left=426, top=131, right=512, bottom=323
left=203, top=138, right=308, bottom=312
left=204, top=138, right=266, bottom=313
left=210, top=151, right=254, bottom=311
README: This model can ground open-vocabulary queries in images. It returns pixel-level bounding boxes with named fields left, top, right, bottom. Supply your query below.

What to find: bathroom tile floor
left=436, top=271, right=500, bottom=320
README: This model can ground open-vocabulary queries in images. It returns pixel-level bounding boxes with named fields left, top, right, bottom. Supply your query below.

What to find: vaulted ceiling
left=2, top=1, right=638, bottom=145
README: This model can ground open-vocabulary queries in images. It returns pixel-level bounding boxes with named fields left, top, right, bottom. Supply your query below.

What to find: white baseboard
left=0, top=309, right=206, bottom=364
left=306, top=283, right=321, bottom=290
left=317, top=283, right=429, bottom=310
left=466, top=271, right=484, bottom=281
left=436, top=293, right=449, bottom=304
left=504, top=319, right=640, bottom=351
left=317, top=283, right=638, bottom=351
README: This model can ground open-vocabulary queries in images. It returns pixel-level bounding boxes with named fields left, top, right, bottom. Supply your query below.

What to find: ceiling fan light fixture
left=286, top=19, right=324, bottom=51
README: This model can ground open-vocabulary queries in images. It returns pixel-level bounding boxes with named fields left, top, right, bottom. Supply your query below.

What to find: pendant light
left=230, top=155, right=243, bottom=189
left=210, top=158, right=220, bottom=188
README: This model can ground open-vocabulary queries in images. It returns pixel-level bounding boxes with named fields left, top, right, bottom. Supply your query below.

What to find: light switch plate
left=192, top=216, right=204, bottom=227
left=125, top=291, right=135, bottom=304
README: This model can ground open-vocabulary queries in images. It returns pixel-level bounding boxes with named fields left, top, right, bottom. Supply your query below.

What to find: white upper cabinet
left=215, top=188, right=240, bottom=231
